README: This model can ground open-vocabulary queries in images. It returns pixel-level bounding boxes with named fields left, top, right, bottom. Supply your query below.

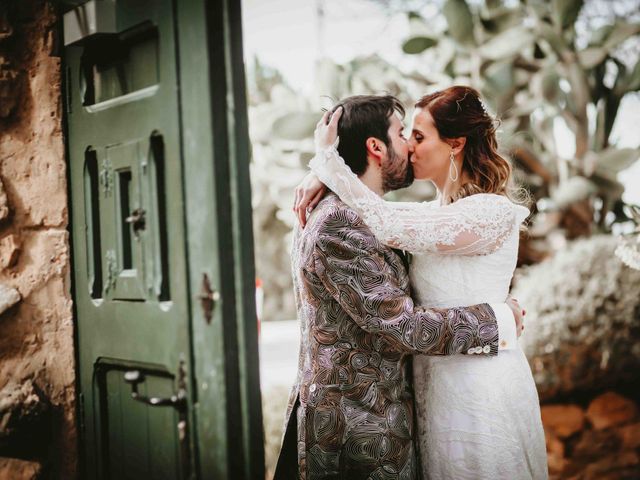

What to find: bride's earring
left=449, top=151, right=459, bottom=182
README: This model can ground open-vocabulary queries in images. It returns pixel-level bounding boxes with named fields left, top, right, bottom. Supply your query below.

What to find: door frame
left=176, top=1, right=264, bottom=478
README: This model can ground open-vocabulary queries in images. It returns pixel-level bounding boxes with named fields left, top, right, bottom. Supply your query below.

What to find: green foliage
left=247, top=1, right=640, bottom=300
left=400, top=0, right=640, bottom=242
left=402, top=12, right=438, bottom=54
left=443, top=0, right=476, bottom=46
left=551, top=0, right=584, bottom=30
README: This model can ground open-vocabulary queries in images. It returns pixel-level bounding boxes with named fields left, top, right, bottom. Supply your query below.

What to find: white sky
left=241, top=0, right=639, bottom=203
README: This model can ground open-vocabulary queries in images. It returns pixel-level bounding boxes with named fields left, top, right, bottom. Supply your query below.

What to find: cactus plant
left=246, top=1, right=640, bottom=318
left=400, top=0, right=640, bottom=258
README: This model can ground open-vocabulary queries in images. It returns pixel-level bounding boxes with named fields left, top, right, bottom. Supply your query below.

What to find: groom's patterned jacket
left=274, top=193, right=500, bottom=480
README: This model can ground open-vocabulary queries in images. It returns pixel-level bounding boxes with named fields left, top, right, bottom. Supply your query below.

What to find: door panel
left=64, top=0, right=264, bottom=478
left=96, top=363, right=180, bottom=480
left=66, top=0, right=191, bottom=478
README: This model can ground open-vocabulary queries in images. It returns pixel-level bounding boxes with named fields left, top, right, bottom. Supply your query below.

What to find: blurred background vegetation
left=244, top=1, right=640, bottom=477
left=246, top=0, right=640, bottom=321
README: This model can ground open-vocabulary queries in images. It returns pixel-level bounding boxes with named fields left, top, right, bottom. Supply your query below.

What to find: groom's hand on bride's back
left=507, top=295, right=526, bottom=337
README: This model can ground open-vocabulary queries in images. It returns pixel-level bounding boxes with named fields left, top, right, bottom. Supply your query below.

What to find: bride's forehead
left=411, top=108, right=433, bottom=128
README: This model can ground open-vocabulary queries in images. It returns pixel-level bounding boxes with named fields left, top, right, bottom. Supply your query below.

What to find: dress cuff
left=490, top=303, right=517, bottom=350
left=309, top=145, right=338, bottom=166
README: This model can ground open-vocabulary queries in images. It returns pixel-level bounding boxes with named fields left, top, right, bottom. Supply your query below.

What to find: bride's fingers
left=300, top=188, right=315, bottom=211
left=296, top=190, right=308, bottom=225
left=309, top=188, right=324, bottom=210
left=293, top=187, right=302, bottom=213
left=298, top=198, right=309, bottom=228
left=298, top=186, right=319, bottom=228
left=328, top=106, right=343, bottom=130
left=316, top=110, right=331, bottom=128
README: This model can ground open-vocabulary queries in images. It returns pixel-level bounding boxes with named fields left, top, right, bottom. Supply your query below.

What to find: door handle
left=125, top=207, right=146, bottom=236
left=123, top=369, right=186, bottom=410
left=123, top=359, right=192, bottom=478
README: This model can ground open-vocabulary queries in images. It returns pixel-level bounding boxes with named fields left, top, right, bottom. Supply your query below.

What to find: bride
left=295, top=86, right=548, bottom=479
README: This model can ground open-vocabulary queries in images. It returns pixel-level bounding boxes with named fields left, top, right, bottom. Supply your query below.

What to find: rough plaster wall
left=0, top=1, right=76, bottom=478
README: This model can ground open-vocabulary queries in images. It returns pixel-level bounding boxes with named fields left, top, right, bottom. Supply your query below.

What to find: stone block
left=0, top=457, right=41, bottom=480
left=0, top=234, right=20, bottom=269
left=583, top=451, right=639, bottom=479
left=0, top=379, right=50, bottom=458
left=616, top=422, right=640, bottom=450
left=587, top=392, right=638, bottom=430
left=573, top=428, right=620, bottom=460
left=0, top=284, right=20, bottom=316
left=541, top=404, right=585, bottom=437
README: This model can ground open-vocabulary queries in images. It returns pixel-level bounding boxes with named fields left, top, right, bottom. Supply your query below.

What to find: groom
left=275, top=95, right=522, bottom=480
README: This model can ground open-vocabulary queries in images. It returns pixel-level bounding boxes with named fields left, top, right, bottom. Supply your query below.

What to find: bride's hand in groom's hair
left=294, top=173, right=326, bottom=228
left=314, top=106, right=342, bottom=151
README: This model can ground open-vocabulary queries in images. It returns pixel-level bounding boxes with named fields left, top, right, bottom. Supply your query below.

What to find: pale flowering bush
left=512, top=235, right=640, bottom=401
left=615, top=235, right=640, bottom=270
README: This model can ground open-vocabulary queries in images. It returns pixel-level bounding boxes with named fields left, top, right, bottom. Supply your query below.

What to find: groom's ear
left=365, top=137, right=386, bottom=166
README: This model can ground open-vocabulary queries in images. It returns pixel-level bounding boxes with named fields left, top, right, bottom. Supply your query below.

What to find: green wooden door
left=64, top=1, right=263, bottom=478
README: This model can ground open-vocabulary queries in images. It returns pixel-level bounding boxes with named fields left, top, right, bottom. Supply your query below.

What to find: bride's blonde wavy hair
left=415, top=86, right=530, bottom=207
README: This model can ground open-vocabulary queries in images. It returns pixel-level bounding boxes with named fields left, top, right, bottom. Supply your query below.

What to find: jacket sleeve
left=312, top=210, right=499, bottom=356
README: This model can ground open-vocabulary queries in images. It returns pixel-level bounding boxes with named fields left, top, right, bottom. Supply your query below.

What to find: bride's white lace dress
left=310, top=148, right=548, bottom=480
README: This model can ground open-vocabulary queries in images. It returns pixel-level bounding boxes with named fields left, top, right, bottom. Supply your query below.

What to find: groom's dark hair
left=329, top=95, right=405, bottom=176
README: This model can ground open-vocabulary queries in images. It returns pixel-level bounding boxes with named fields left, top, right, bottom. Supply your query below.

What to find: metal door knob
left=125, top=207, right=146, bottom=233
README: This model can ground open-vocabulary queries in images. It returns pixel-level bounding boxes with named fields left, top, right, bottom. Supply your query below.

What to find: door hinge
left=198, top=273, right=220, bottom=324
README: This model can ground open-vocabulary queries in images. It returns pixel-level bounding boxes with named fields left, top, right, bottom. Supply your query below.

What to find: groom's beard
left=382, top=148, right=414, bottom=193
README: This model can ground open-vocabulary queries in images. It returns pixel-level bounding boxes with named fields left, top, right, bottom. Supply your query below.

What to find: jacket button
left=467, top=348, right=475, bottom=355
left=483, top=345, right=491, bottom=354
left=309, top=384, right=317, bottom=392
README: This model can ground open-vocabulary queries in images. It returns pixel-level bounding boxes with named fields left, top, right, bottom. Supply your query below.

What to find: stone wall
left=543, top=391, right=639, bottom=479
left=0, top=1, right=76, bottom=478
left=513, top=235, right=640, bottom=479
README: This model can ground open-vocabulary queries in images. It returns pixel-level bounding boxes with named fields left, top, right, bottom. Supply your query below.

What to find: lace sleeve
left=309, top=147, right=529, bottom=255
